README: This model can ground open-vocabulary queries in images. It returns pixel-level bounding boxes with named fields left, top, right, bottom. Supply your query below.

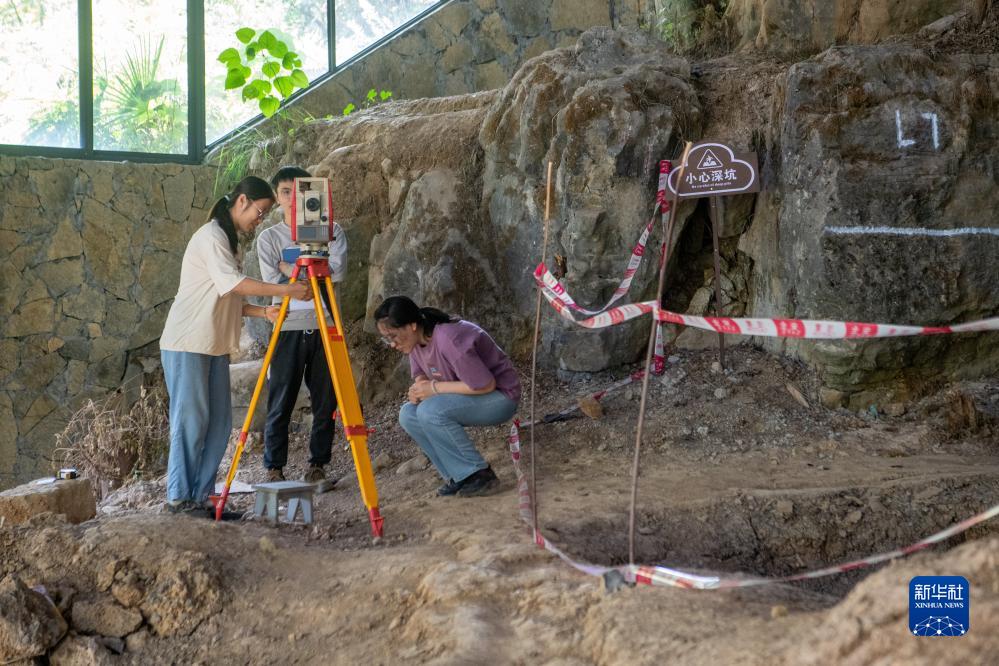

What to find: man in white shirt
left=256, top=167, right=347, bottom=484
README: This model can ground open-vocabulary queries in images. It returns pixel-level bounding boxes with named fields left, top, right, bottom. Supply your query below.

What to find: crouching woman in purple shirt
left=374, top=296, right=521, bottom=497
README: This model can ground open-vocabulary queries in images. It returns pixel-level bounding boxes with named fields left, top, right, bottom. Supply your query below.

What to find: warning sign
left=696, top=149, right=723, bottom=170
left=667, top=142, right=760, bottom=198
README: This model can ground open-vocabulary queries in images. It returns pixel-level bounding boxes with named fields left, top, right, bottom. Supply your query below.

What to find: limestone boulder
left=49, top=634, right=115, bottom=665
left=783, top=537, right=999, bottom=664
left=0, top=478, right=96, bottom=526
left=742, top=45, right=999, bottom=405
left=246, top=92, right=499, bottom=344
left=480, top=27, right=701, bottom=370
left=725, top=0, right=969, bottom=55
left=0, top=575, right=67, bottom=663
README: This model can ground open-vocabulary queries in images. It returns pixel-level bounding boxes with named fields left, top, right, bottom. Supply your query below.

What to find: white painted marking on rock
left=825, top=226, right=999, bottom=237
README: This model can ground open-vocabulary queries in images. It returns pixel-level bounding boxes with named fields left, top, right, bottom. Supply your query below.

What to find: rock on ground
left=0, top=574, right=67, bottom=662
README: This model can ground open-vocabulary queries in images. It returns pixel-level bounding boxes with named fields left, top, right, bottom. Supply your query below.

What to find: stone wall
left=292, top=0, right=647, bottom=118
left=0, top=157, right=217, bottom=489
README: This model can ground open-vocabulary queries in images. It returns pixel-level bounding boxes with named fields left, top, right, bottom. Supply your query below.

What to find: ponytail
left=417, top=307, right=455, bottom=336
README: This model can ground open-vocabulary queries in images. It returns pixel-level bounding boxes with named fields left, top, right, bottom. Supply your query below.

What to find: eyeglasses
left=379, top=329, right=409, bottom=347
left=252, top=203, right=268, bottom=219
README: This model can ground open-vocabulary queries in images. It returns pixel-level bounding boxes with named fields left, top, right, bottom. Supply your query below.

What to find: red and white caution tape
left=507, top=419, right=999, bottom=590
left=519, top=155, right=998, bottom=586
left=549, top=160, right=671, bottom=318
left=541, top=160, right=677, bottom=371
left=630, top=501, right=999, bottom=588
left=546, top=211, right=661, bottom=317
left=537, top=265, right=999, bottom=338
left=539, top=154, right=998, bottom=340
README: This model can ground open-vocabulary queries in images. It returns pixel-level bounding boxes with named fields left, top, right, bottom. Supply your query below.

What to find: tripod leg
left=213, top=269, right=298, bottom=520
left=308, top=275, right=384, bottom=537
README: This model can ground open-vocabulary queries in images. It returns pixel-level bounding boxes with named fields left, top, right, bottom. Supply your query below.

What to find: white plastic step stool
left=252, top=481, right=315, bottom=524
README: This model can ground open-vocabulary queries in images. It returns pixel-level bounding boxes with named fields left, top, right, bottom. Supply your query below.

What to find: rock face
left=249, top=93, right=502, bottom=398
left=294, top=0, right=647, bottom=121
left=725, top=0, right=970, bottom=54
left=742, top=45, right=999, bottom=407
left=254, top=29, right=700, bottom=376
left=252, top=21, right=999, bottom=401
left=480, top=28, right=701, bottom=370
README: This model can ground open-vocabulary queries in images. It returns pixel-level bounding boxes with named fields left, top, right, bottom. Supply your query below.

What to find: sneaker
left=456, top=467, right=500, bottom=497
left=166, top=499, right=201, bottom=514
left=304, top=465, right=326, bottom=484
left=437, top=478, right=461, bottom=497
left=266, top=468, right=285, bottom=482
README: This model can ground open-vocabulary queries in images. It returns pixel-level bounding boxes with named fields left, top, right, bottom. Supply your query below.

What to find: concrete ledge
left=0, top=478, right=96, bottom=526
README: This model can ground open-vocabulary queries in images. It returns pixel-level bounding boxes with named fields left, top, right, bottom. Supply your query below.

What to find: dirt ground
left=4, top=344, right=998, bottom=664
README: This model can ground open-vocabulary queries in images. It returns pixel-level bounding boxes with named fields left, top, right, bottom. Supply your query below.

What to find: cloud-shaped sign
left=667, top=142, right=759, bottom=198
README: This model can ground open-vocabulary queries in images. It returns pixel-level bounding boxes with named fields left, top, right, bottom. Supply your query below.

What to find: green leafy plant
left=649, top=1, right=732, bottom=55
left=211, top=106, right=319, bottom=197
left=218, top=27, right=309, bottom=118
left=26, top=70, right=80, bottom=147
left=342, top=88, right=393, bottom=116
left=100, top=36, right=186, bottom=152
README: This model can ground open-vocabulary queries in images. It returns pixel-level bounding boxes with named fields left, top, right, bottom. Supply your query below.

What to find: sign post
left=667, top=142, right=760, bottom=368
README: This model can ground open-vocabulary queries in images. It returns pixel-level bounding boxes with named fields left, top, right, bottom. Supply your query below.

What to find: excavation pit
left=544, top=474, right=999, bottom=597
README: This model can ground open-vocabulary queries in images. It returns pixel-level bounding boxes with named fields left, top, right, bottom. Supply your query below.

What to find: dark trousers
left=263, top=329, right=337, bottom=469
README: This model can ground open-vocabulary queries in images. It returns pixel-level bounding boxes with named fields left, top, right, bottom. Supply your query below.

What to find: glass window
left=0, top=1, right=80, bottom=148
left=335, top=0, right=436, bottom=64
left=92, top=1, right=189, bottom=154
left=205, top=0, right=328, bottom=144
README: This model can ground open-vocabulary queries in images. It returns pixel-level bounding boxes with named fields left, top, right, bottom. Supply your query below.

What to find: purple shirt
left=409, top=320, right=521, bottom=403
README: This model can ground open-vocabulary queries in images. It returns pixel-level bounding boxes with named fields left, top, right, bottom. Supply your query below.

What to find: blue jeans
left=399, top=391, right=517, bottom=483
left=162, top=350, right=232, bottom=503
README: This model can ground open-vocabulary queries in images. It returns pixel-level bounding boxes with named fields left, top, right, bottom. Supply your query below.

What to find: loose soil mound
left=3, top=346, right=996, bottom=663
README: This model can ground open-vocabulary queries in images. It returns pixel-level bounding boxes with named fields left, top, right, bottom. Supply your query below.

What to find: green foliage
left=25, top=99, right=78, bottom=146
left=26, top=38, right=187, bottom=153
left=650, top=1, right=731, bottom=55
left=26, top=71, right=79, bottom=147
left=217, top=27, right=310, bottom=118
left=28, top=35, right=188, bottom=152
left=212, top=106, right=318, bottom=197
left=342, top=88, right=393, bottom=116
left=100, top=36, right=186, bottom=152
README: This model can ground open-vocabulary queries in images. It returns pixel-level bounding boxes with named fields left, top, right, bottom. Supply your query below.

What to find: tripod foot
left=212, top=490, right=230, bottom=521
left=368, top=507, right=384, bottom=538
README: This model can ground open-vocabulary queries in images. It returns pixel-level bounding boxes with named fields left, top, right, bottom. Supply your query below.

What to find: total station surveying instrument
left=212, top=177, right=384, bottom=537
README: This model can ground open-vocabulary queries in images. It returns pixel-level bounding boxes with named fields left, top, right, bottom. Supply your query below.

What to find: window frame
left=0, top=0, right=450, bottom=165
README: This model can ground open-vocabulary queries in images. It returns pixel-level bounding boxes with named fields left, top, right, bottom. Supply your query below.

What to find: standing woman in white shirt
left=159, top=176, right=311, bottom=514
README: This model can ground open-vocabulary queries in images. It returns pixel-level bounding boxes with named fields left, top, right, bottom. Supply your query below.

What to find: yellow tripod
left=213, top=253, right=384, bottom=537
